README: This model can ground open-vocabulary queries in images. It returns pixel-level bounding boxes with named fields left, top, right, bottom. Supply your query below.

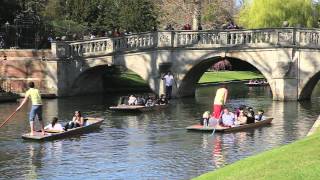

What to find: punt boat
left=244, top=82, right=269, bottom=87
left=186, top=118, right=273, bottom=132
left=109, top=104, right=168, bottom=112
left=22, top=117, right=104, bottom=141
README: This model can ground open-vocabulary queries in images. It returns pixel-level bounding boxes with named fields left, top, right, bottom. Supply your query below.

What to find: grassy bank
left=198, top=71, right=264, bottom=84
left=113, top=70, right=264, bottom=88
left=194, top=131, right=320, bottom=180
left=104, top=70, right=150, bottom=92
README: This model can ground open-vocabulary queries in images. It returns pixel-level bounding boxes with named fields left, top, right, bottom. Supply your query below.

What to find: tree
left=0, top=0, right=20, bottom=24
left=202, top=0, right=235, bottom=28
left=154, top=0, right=237, bottom=30
left=237, top=0, right=320, bottom=28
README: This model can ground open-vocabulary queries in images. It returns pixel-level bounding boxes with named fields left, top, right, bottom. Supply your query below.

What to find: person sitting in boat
left=158, top=94, right=168, bottom=105
left=136, top=96, right=146, bottom=105
left=128, top=95, right=137, bottom=105
left=44, top=117, right=64, bottom=131
left=246, top=107, right=255, bottom=124
left=64, top=111, right=84, bottom=131
left=235, top=105, right=247, bottom=117
left=201, top=111, right=210, bottom=126
left=145, top=96, right=154, bottom=107
left=235, top=109, right=247, bottom=125
left=221, top=108, right=235, bottom=127
left=255, top=110, right=266, bottom=121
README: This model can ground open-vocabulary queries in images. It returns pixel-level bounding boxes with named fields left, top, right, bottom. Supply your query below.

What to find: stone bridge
left=2, top=28, right=320, bottom=101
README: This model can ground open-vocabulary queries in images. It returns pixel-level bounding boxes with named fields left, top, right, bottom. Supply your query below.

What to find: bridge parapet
left=51, top=28, right=320, bottom=59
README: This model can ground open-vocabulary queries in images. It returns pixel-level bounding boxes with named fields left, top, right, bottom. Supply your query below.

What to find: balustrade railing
left=51, top=28, right=320, bottom=59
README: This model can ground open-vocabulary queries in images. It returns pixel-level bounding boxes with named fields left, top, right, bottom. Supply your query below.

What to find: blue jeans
left=29, top=105, right=42, bottom=122
left=165, top=86, right=172, bottom=99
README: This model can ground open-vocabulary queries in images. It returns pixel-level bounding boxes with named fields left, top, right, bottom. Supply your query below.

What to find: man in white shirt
left=162, top=71, right=175, bottom=99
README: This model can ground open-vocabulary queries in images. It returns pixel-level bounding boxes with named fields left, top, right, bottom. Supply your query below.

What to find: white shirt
left=128, top=96, right=137, bottom=105
left=163, top=75, right=174, bottom=86
left=44, top=123, right=64, bottom=131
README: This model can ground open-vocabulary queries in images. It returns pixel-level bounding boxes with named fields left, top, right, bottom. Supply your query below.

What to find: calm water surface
left=1, top=83, right=320, bottom=180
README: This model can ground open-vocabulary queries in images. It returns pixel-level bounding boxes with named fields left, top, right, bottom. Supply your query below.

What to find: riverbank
left=198, top=71, right=264, bottom=84
left=104, top=69, right=150, bottom=92
left=194, top=129, right=320, bottom=180
left=117, top=70, right=264, bottom=89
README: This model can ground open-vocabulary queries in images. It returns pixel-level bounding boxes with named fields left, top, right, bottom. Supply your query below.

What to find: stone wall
left=0, top=49, right=58, bottom=94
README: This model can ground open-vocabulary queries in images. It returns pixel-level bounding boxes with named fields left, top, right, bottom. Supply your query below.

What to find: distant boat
left=186, top=118, right=273, bottom=132
left=109, top=104, right=168, bottom=112
left=244, top=80, right=269, bottom=86
left=22, top=117, right=104, bottom=141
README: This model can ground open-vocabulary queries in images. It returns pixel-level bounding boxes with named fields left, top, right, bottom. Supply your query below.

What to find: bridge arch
left=69, top=63, right=152, bottom=96
left=299, top=70, right=320, bottom=100
left=177, top=56, right=274, bottom=98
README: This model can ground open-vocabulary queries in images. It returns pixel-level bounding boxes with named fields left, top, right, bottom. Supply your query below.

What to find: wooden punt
left=109, top=104, right=168, bottom=112
left=22, top=117, right=104, bottom=141
left=186, top=118, right=273, bottom=132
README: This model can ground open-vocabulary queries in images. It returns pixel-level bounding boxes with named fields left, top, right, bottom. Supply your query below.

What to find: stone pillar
left=271, top=78, right=298, bottom=101
left=192, top=0, right=202, bottom=30
left=157, top=31, right=174, bottom=48
left=51, top=41, right=70, bottom=59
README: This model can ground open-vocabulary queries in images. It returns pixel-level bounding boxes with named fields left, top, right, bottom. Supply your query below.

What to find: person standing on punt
left=162, top=71, right=175, bottom=100
left=212, top=85, right=228, bottom=120
left=16, top=82, right=45, bottom=135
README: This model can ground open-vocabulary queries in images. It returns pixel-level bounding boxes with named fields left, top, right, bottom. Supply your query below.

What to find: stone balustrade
left=51, top=28, right=320, bottom=58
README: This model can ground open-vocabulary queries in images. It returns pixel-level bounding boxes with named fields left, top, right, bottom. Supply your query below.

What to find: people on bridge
left=45, top=117, right=64, bottom=132
left=212, top=85, right=228, bottom=119
left=221, top=108, right=235, bottom=127
left=16, top=82, right=45, bottom=135
left=64, top=111, right=84, bottom=131
left=162, top=71, right=175, bottom=100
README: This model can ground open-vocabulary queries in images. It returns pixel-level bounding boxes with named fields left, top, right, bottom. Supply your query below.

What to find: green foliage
left=2, top=0, right=158, bottom=36
left=202, top=0, right=233, bottom=27
left=50, top=20, right=87, bottom=37
left=0, top=0, right=20, bottom=24
left=194, top=130, right=320, bottom=180
left=198, top=71, right=264, bottom=83
left=238, top=0, right=320, bottom=28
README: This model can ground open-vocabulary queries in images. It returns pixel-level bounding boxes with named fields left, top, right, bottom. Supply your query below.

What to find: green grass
left=118, top=72, right=148, bottom=87
left=111, top=70, right=264, bottom=87
left=198, top=71, right=264, bottom=84
left=193, top=131, right=320, bottom=180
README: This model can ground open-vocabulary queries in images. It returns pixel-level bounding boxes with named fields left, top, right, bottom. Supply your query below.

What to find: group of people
left=248, top=79, right=268, bottom=85
left=15, top=81, right=86, bottom=135
left=125, top=94, right=168, bottom=107
left=44, top=110, right=85, bottom=132
left=16, top=70, right=176, bottom=135
left=200, top=85, right=266, bottom=128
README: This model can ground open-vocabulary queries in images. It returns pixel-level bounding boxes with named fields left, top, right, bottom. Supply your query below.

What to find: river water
left=0, top=83, right=320, bottom=180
